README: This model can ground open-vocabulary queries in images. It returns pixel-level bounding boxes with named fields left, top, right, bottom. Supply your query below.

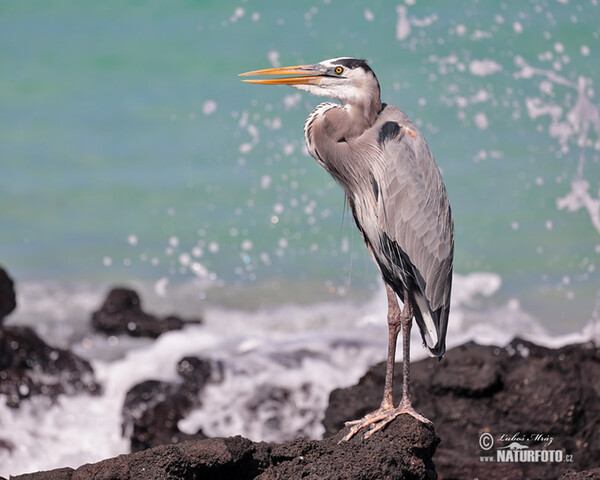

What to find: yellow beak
left=239, top=64, right=323, bottom=85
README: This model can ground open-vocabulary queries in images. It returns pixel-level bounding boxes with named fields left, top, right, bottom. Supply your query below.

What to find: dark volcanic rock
left=0, top=325, right=101, bottom=408
left=0, top=266, right=17, bottom=322
left=324, top=339, right=600, bottom=480
left=11, top=415, right=438, bottom=480
left=122, top=379, right=209, bottom=452
left=122, top=356, right=221, bottom=452
left=258, top=416, right=438, bottom=480
left=91, top=287, right=201, bottom=338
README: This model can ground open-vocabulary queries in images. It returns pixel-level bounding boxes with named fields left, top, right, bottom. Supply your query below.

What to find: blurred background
left=1, top=0, right=599, bottom=475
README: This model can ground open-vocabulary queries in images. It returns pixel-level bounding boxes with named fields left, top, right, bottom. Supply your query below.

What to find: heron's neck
left=342, top=95, right=382, bottom=136
left=337, top=96, right=381, bottom=139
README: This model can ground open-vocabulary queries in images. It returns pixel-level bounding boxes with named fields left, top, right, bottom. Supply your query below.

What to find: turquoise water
left=2, top=0, right=600, bottom=333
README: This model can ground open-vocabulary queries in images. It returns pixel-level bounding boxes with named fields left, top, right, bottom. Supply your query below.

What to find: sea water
left=1, top=0, right=599, bottom=476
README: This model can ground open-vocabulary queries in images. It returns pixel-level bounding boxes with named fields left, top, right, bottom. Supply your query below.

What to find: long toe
left=341, top=407, right=395, bottom=442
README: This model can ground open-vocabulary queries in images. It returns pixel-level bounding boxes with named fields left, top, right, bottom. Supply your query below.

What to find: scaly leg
left=393, top=296, right=432, bottom=427
left=342, top=285, right=432, bottom=442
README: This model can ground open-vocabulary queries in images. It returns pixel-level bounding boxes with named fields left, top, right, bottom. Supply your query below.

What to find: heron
left=240, top=57, right=454, bottom=441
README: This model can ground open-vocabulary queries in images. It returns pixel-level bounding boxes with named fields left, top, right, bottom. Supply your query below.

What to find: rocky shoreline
left=325, top=338, right=600, bottom=480
left=8, top=417, right=438, bottom=480
left=1, top=265, right=600, bottom=479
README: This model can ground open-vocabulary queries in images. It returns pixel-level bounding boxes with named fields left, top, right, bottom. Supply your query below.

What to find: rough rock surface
left=122, top=356, right=221, bottom=452
left=10, top=415, right=438, bottom=480
left=558, top=468, right=600, bottom=480
left=91, top=287, right=201, bottom=338
left=325, top=339, right=600, bottom=480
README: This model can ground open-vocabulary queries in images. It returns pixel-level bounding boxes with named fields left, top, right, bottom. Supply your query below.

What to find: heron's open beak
left=239, top=64, right=323, bottom=85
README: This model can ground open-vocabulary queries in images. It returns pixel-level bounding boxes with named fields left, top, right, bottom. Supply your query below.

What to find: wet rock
left=324, top=339, right=600, bottom=480
left=0, top=266, right=17, bottom=323
left=0, top=325, right=101, bottom=408
left=122, top=379, right=208, bottom=452
left=11, top=415, right=438, bottom=480
left=122, top=356, right=221, bottom=452
left=91, top=287, right=201, bottom=338
left=177, top=355, right=215, bottom=386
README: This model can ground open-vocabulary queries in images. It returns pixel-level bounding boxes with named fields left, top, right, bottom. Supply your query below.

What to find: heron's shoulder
left=376, top=104, right=414, bottom=125
left=371, top=104, right=424, bottom=150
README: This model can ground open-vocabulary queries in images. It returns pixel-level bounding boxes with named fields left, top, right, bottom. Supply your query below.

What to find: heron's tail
left=412, top=292, right=448, bottom=358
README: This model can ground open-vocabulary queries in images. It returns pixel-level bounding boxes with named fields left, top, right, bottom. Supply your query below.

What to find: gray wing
left=373, top=106, right=454, bottom=353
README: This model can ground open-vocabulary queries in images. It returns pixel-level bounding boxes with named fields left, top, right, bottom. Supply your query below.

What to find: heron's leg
left=342, top=287, right=431, bottom=442
left=396, top=297, right=429, bottom=419
left=399, top=291, right=413, bottom=406
left=342, top=284, right=402, bottom=441
left=381, top=283, right=402, bottom=408
left=363, top=290, right=432, bottom=439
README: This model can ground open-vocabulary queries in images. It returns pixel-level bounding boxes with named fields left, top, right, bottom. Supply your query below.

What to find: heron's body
left=305, top=101, right=453, bottom=356
left=241, top=57, right=454, bottom=440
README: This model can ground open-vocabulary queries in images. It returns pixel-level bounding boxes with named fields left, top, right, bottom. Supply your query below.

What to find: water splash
left=514, top=56, right=600, bottom=237
left=557, top=179, right=600, bottom=236
left=515, top=58, right=600, bottom=154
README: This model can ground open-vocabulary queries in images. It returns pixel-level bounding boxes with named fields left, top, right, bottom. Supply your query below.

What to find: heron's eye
left=335, top=66, right=343, bottom=75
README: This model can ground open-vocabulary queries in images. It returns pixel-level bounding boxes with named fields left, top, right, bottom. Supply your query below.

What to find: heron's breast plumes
left=304, top=102, right=339, bottom=165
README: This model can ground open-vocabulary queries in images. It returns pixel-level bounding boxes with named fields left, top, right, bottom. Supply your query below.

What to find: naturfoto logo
left=478, top=432, right=574, bottom=464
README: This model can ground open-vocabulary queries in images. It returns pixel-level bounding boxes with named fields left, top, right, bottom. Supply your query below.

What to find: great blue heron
left=240, top=57, right=454, bottom=441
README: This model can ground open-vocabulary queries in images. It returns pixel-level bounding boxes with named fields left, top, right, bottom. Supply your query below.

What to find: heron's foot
left=341, top=401, right=432, bottom=442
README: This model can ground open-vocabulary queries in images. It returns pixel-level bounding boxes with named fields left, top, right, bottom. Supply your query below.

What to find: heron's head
left=240, top=57, right=381, bottom=108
